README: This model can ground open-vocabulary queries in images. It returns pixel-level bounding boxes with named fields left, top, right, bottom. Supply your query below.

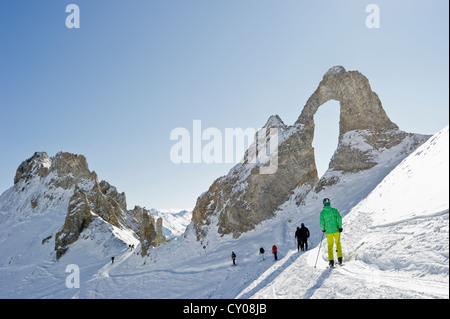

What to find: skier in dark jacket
left=259, top=247, right=265, bottom=261
left=231, top=252, right=236, bottom=266
left=295, top=223, right=310, bottom=251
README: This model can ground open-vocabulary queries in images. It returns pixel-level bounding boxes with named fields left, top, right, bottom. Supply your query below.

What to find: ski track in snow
left=252, top=237, right=449, bottom=299
left=236, top=249, right=301, bottom=298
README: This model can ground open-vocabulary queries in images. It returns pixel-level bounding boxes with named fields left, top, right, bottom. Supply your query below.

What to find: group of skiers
left=295, top=223, right=310, bottom=252
left=231, top=244, right=278, bottom=265
left=231, top=198, right=343, bottom=268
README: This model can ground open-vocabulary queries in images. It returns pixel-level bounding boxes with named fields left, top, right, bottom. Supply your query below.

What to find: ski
left=326, top=265, right=344, bottom=269
left=326, top=260, right=344, bottom=269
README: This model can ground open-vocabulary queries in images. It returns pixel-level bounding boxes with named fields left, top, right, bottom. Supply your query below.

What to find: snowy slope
left=0, top=127, right=446, bottom=299
left=0, top=168, right=139, bottom=298
left=25, top=127, right=439, bottom=299
left=249, top=126, right=449, bottom=298
left=77, top=126, right=446, bottom=299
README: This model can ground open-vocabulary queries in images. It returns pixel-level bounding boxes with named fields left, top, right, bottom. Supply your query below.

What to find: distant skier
left=272, top=245, right=278, bottom=261
left=295, top=223, right=310, bottom=251
left=259, top=247, right=265, bottom=261
left=231, top=252, right=236, bottom=266
left=111, top=256, right=115, bottom=264
left=320, top=198, right=343, bottom=267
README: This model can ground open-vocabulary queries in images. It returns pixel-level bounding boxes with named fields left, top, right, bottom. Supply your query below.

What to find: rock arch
left=296, top=66, right=407, bottom=173
left=296, top=65, right=398, bottom=134
left=191, top=66, right=423, bottom=240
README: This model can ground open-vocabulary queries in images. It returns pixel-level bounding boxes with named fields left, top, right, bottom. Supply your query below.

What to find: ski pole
left=314, top=231, right=325, bottom=268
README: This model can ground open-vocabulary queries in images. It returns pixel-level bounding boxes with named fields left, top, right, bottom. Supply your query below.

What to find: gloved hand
left=339, top=228, right=343, bottom=233
left=322, top=229, right=326, bottom=233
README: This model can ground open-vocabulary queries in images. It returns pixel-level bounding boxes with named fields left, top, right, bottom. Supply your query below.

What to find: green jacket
left=320, top=205, right=342, bottom=234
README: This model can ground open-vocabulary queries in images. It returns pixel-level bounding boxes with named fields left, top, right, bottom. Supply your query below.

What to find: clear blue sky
left=0, top=0, right=448, bottom=210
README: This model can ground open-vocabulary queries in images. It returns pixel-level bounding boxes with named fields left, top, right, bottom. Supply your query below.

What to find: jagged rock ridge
left=190, top=66, right=430, bottom=241
left=11, top=151, right=165, bottom=259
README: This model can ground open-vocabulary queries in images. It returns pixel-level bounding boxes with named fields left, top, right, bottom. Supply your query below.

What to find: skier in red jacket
left=272, top=245, right=278, bottom=260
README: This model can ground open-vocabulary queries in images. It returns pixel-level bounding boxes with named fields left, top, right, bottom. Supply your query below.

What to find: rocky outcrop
left=296, top=65, right=415, bottom=174
left=12, top=151, right=166, bottom=259
left=131, top=206, right=166, bottom=256
left=191, top=66, right=429, bottom=241
left=55, top=186, right=93, bottom=259
left=297, top=65, right=397, bottom=134
left=192, top=115, right=318, bottom=240
left=54, top=178, right=132, bottom=259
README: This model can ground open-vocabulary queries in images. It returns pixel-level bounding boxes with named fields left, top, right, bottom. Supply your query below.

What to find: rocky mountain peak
left=263, top=114, right=286, bottom=129
left=190, top=66, right=429, bottom=241
left=14, top=151, right=51, bottom=185
left=50, top=152, right=92, bottom=180
left=324, top=65, right=346, bottom=76
left=14, top=151, right=96, bottom=190
left=6, top=151, right=166, bottom=260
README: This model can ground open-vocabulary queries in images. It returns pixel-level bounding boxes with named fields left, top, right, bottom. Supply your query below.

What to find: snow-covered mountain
left=0, top=131, right=447, bottom=298
left=81, top=125, right=450, bottom=299
left=0, top=151, right=167, bottom=297
left=2, top=124, right=443, bottom=299
left=150, top=209, right=192, bottom=238
left=0, top=66, right=447, bottom=299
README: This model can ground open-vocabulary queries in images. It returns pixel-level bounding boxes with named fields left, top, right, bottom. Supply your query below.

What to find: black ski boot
left=338, top=257, right=343, bottom=266
left=328, top=260, right=334, bottom=268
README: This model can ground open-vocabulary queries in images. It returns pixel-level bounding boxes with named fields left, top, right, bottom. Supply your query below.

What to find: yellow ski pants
left=326, top=232, right=343, bottom=261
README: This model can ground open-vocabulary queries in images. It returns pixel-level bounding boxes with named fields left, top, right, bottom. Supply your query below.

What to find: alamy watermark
left=170, top=120, right=279, bottom=174
left=366, top=4, right=380, bottom=29
left=65, top=4, right=379, bottom=30
left=66, top=4, right=80, bottom=29
left=65, top=264, right=80, bottom=289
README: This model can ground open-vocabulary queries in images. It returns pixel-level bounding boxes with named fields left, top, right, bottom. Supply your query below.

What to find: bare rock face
left=99, top=180, right=127, bottom=211
left=54, top=179, right=131, bottom=259
left=191, top=66, right=428, bottom=241
left=296, top=66, right=427, bottom=193
left=296, top=66, right=412, bottom=174
left=297, top=65, right=397, bottom=134
left=131, top=205, right=166, bottom=256
left=50, top=152, right=92, bottom=181
left=55, top=186, right=93, bottom=259
left=192, top=116, right=318, bottom=240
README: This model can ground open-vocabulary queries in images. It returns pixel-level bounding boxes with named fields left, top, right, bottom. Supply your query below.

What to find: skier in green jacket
left=320, top=198, right=343, bottom=267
